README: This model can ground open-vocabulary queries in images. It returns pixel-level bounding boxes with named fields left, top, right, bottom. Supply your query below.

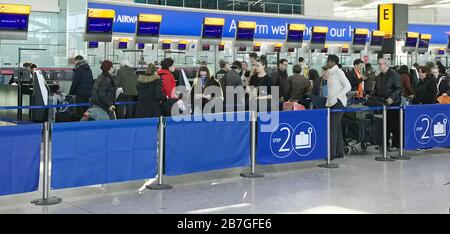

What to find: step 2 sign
left=405, top=105, right=450, bottom=150
left=257, top=110, right=327, bottom=165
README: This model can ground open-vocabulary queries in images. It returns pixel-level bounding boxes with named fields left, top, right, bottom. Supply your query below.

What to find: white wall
left=1, top=0, right=60, bottom=12
left=303, top=0, right=334, bottom=17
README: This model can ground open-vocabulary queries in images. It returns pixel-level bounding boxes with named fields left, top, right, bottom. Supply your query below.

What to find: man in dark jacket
left=221, top=61, right=244, bottom=111
left=69, top=55, right=94, bottom=120
left=114, top=60, right=138, bottom=119
left=373, top=58, right=403, bottom=151
left=271, top=59, right=289, bottom=102
left=286, top=65, right=312, bottom=102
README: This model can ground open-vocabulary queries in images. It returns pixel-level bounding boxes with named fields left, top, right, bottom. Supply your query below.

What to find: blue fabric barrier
left=330, top=106, right=384, bottom=113
left=51, top=118, right=158, bottom=189
left=405, top=104, right=450, bottom=150
left=165, top=112, right=251, bottom=176
left=0, top=124, right=41, bottom=196
left=257, top=110, right=328, bottom=165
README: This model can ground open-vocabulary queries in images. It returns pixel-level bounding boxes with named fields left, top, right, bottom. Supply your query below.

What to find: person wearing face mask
left=410, top=66, right=438, bottom=105
left=190, top=66, right=223, bottom=114
left=433, top=66, right=450, bottom=98
left=90, top=60, right=117, bottom=120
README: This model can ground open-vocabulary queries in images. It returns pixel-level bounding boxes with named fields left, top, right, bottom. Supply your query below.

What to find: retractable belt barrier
left=2, top=103, right=449, bottom=205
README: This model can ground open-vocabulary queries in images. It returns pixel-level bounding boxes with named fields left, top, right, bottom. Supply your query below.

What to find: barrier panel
left=0, top=124, right=41, bottom=196
left=165, top=112, right=251, bottom=176
left=256, top=110, right=328, bottom=165
left=51, top=118, right=159, bottom=189
left=405, top=104, right=450, bottom=150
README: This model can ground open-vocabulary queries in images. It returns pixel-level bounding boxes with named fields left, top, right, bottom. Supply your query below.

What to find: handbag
left=437, top=95, right=450, bottom=104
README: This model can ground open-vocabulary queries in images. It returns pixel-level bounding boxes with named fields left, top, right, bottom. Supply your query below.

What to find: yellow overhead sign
left=372, top=30, right=385, bottom=37
left=421, top=34, right=432, bottom=40
left=313, top=26, right=328, bottom=34
left=238, top=21, right=257, bottom=29
left=254, top=42, right=261, bottom=47
left=0, top=4, right=31, bottom=14
left=204, top=18, right=225, bottom=26
left=274, top=43, right=283, bottom=47
left=324, top=44, right=329, bottom=48
left=162, top=39, right=171, bottom=44
left=138, top=14, right=162, bottom=23
left=289, top=24, right=306, bottom=31
left=378, top=4, right=394, bottom=38
left=119, top=38, right=129, bottom=43
left=220, top=41, right=226, bottom=46
left=407, top=32, right=420, bottom=38
left=178, top=40, right=188, bottom=44
left=88, top=9, right=115, bottom=19
left=355, top=28, right=369, bottom=35
left=342, top=44, right=349, bottom=49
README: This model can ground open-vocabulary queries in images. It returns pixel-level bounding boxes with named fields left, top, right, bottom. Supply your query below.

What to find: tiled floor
left=1, top=148, right=450, bottom=214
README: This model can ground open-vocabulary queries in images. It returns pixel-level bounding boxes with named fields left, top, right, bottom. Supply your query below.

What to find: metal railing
left=140, top=0, right=303, bottom=15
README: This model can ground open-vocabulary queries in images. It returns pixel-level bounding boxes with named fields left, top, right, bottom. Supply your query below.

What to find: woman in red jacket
left=158, top=58, right=177, bottom=99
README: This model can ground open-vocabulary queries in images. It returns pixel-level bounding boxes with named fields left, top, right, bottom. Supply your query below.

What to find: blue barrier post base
left=147, top=184, right=173, bottom=190
left=240, top=173, right=264, bottom=178
left=391, top=156, right=411, bottom=160
left=31, top=197, right=62, bottom=206
left=375, top=157, right=395, bottom=162
left=318, top=163, right=339, bottom=169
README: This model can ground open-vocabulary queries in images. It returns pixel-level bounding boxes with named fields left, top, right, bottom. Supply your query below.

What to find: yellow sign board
left=220, top=41, right=226, bottom=46
left=139, top=14, right=162, bottom=23
left=313, top=26, right=328, bottom=34
left=162, top=39, right=172, bottom=44
left=178, top=40, right=188, bottom=44
left=421, top=34, right=432, bottom=40
left=274, top=43, right=283, bottom=47
left=119, top=38, right=129, bottom=43
left=342, top=44, right=349, bottom=49
left=355, top=28, right=369, bottom=35
left=0, top=4, right=31, bottom=14
left=407, top=32, right=420, bottom=38
left=254, top=42, right=261, bottom=47
left=372, top=30, right=385, bottom=37
left=289, top=24, right=306, bottom=31
left=324, top=44, right=329, bottom=48
left=204, top=18, right=225, bottom=26
left=238, top=21, right=257, bottom=29
left=378, top=4, right=394, bottom=38
left=88, top=9, right=115, bottom=19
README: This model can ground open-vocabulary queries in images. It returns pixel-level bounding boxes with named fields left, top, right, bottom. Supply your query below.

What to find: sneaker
left=388, top=147, right=399, bottom=152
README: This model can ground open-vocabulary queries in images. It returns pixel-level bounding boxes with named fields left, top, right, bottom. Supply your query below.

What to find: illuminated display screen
left=137, top=22, right=160, bottom=36
left=218, top=44, right=225, bottom=51
left=370, top=36, right=383, bottom=46
left=342, top=48, right=349, bottom=53
left=253, top=46, right=261, bottom=52
left=86, top=17, right=113, bottom=33
left=239, top=47, right=246, bottom=52
left=88, top=41, right=99, bottom=48
left=274, top=47, right=281, bottom=52
left=202, top=44, right=210, bottom=51
left=438, top=50, right=445, bottom=55
left=236, top=27, right=255, bottom=41
left=405, top=37, right=418, bottom=47
left=137, top=43, right=145, bottom=49
left=287, top=30, right=303, bottom=43
left=0, top=13, right=29, bottom=31
left=321, top=48, right=328, bottom=53
left=162, top=43, right=171, bottom=50
left=288, top=48, right=295, bottom=52
left=178, top=43, right=187, bottom=50
left=202, top=25, right=223, bottom=39
left=118, top=42, right=128, bottom=49
left=311, top=32, right=326, bottom=44
left=353, top=34, right=367, bottom=45
left=418, top=39, right=429, bottom=48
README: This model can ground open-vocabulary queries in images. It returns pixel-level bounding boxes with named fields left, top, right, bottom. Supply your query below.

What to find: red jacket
left=158, top=69, right=177, bottom=99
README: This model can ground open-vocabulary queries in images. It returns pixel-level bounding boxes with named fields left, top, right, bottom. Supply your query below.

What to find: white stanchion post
left=319, top=108, right=339, bottom=168
left=241, top=111, right=264, bottom=178
left=392, top=106, right=411, bottom=160
left=376, top=106, right=395, bottom=162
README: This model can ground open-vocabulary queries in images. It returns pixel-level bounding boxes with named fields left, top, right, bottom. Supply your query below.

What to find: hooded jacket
left=69, top=60, right=94, bottom=98
left=114, top=65, right=137, bottom=96
left=158, top=69, right=177, bottom=99
left=135, top=74, right=167, bottom=118
left=90, top=72, right=116, bottom=111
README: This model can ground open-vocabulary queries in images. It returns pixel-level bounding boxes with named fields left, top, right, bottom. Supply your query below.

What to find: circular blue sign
left=292, top=122, right=317, bottom=157
left=414, top=114, right=432, bottom=145
left=431, top=114, right=449, bottom=144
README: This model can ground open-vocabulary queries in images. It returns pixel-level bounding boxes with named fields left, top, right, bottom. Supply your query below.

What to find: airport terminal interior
left=1, top=0, right=450, bottom=215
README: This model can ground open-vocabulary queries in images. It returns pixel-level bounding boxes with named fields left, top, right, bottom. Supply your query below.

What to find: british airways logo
left=115, top=15, right=137, bottom=24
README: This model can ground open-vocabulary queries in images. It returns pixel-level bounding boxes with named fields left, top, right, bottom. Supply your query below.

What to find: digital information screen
left=287, top=30, right=304, bottom=43
left=253, top=46, right=261, bottom=52
left=418, top=39, right=430, bottom=48
left=202, top=25, right=223, bottom=39
left=88, top=41, right=99, bottom=48
left=239, top=47, right=246, bottom=52
left=137, top=43, right=145, bottom=49
left=342, top=48, right=349, bottom=53
left=218, top=44, right=225, bottom=51
left=137, top=22, right=160, bottom=36
left=202, top=44, right=210, bottom=51
left=274, top=47, right=281, bottom=52
left=370, top=36, right=383, bottom=46
left=438, top=50, right=445, bottom=55
left=0, top=13, right=29, bottom=31
left=311, top=32, right=326, bottom=44
left=236, top=28, right=255, bottom=41
left=405, top=37, right=418, bottom=47
left=162, top=43, right=171, bottom=50
left=321, top=48, right=328, bottom=53
left=118, top=42, right=128, bottom=49
left=353, top=34, right=367, bottom=45
left=178, top=43, right=187, bottom=50
left=288, top=48, right=295, bottom=53
left=86, top=17, right=113, bottom=33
